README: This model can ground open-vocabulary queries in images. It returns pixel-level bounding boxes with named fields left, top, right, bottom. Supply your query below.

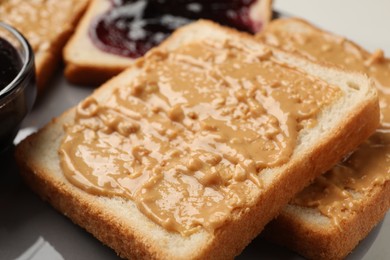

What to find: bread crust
left=64, top=62, right=125, bottom=86
left=258, top=17, right=390, bottom=260
left=15, top=20, right=380, bottom=259
left=263, top=180, right=390, bottom=260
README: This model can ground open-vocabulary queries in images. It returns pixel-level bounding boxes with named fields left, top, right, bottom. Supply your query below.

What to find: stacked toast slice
left=15, top=20, right=380, bottom=259
left=257, top=17, right=390, bottom=260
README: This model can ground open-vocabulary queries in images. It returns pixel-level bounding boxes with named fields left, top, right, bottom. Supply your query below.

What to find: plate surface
left=1, top=1, right=390, bottom=259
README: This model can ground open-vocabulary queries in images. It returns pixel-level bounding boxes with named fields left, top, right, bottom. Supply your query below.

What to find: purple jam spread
left=89, top=0, right=258, bottom=58
left=0, top=37, right=22, bottom=90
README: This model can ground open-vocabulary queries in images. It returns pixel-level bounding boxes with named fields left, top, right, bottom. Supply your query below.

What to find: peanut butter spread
left=59, top=39, right=341, bottom=235
left=261, top=24, right=390, bottom=226
left=0, top=0, right=79, bottom=53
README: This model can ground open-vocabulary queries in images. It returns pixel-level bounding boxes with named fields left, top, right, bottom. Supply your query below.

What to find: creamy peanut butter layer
left=60, top=38, right=341, bottom=235
left=260, top=21, right=390, bottom=227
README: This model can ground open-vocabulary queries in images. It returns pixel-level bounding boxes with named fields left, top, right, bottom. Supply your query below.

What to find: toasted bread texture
left=0, top=0, right=89, bottom=93
left=258, top=17, right=390, bottom=260
left=63, top=0, right=274, bottom=86
left=15, top=20, right=379, bottom=259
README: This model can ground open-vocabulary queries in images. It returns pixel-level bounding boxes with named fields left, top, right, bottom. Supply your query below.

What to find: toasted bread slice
left=0, top=0, right=89, bottom=93
left=257, top=17, right=390, bottom=260
left=63, top=0, right=273, bottom=86
left=16, top=20, right=379, bottom=259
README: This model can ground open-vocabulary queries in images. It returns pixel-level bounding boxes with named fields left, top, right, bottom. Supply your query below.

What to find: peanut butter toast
left=0, top=0, right=89, bottom=93
left=257, top=17, right=390, bottom=260
left=16, top=20, right=379, bottom=259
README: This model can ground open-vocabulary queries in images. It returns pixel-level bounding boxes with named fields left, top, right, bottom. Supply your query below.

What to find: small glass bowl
left=0, top=22, right=36, bottom=153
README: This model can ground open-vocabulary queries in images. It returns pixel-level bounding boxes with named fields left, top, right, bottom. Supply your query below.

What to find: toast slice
left=257, top=17, right=390, bottom=260
left=15, top=20, right=379, bottom=259
left=63, top=0, right=273, bottom=86
left=0, top=0, right=89, bottom=93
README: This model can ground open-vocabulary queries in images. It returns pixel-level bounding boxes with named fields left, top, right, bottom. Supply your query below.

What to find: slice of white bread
left=15, top=20, right=379, bottom=259
left=257, top=17, right=390, bottom=260
left=63, top=0, right=273, bottom=86
left=0, top=0, right=89, bottom=93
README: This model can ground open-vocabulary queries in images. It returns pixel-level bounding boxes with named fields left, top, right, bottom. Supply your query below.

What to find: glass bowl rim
left=0, top=21, right=34, bottom=99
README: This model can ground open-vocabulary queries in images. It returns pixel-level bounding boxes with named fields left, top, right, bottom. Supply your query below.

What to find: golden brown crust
left=17, top=161, right=156, bottom=260
left=15, top=20, right=380, bottom=259
left=64, top=63, right=125, bottom=86
left=263, top=180, right=390, bottom=260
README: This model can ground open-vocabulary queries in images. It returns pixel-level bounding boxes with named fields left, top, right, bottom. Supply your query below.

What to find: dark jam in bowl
left=90, top=0, right=258, bottom=58
left=0, top=28, right=36, bottom=153
left=0, top=38, right=22, bottom=89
